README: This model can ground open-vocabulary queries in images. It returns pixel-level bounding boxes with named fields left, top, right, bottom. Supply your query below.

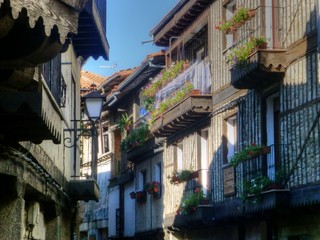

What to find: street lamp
left=64, top=88, right=105, bottom=182
left=82, top=90, right=105, bottom=181
left=82, top=90, right=105, bottom=122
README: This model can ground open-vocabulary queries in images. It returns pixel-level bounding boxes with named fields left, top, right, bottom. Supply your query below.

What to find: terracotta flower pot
left=248, top=9, right=256, bottom=19
left=190, top=89, right=200, bottom=96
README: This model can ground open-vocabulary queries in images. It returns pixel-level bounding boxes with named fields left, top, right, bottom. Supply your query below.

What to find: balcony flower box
left=145, top=181, right=161, bottom=197
left=135, top=191, right=147, bottom=205
left=229, top=143, right=270, bottom=167
left=176, top=188, right=205, bottom=215
left=168, top=170, right=199, bottom=185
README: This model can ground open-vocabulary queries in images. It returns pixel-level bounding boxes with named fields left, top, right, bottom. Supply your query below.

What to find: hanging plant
left=168, top=169, right=199, bottom=185
left=120, top=122, right=150, bottom=151
left=229, top=142, right=271, bottom=167
left=141, top=60, right=187, bottom=98
left=149, top=82, right=194, bottom=123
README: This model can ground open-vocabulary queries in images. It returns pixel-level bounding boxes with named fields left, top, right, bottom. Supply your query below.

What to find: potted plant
left=176, top=188, right=205, bottom=215
left=232, top=7, right=249, bottom=27
left=129, top=191, right=136, bottom=199
left=149, top=81, right=194, bottom=123
left=141, top=60, right=187, bottom=98
left=253, top=37, right=268, bottom=49
left=247, top=8, right=256, bottom=18
left=168, top=169, right=199, bottom=185
left=120, top=122, right=150, bottom=151
left=229, top=142, right=270, bottom=166
left=135, top=190, right=147, bottom=204
left=242, top=175, right=271, bottom=204
left=145, top=181, right=161, bottom=197
left=227, top=37, right=268, bottom=68
left=117, top=113, right=132, bottom=132
left=216, top=18, right=233, bottom=32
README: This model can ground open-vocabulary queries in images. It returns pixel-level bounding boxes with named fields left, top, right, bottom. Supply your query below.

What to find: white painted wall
left=124, top=183, right=135, bottom=237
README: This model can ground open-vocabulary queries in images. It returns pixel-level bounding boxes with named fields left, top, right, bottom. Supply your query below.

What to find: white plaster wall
left=124, top=182, right=135, bottom=237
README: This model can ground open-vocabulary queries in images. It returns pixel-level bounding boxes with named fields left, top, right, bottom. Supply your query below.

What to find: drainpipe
left=107, top=91, right=120, bottom=107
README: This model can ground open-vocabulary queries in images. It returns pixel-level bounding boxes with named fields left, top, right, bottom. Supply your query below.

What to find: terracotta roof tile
left=80, top=70, right=107, bottom=89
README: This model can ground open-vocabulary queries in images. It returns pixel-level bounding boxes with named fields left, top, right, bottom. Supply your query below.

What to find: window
left=223, top=0, right=237, bottom=49
left=155, top=163, right=162, bottom=195
left=42, top=54, right=65, bottom=106
left=103, top=133, right=109, bottom=153
left=139, top=170, right=147, bottom=191
left=265, top=0, right=281, bottom=49
left=155, top=163, right=161, bottom=183
left=200, top=130, right=209, bottom=196
left=265, top=93, right=280, bottom=180
left=224, top=115, right=237, bottom=164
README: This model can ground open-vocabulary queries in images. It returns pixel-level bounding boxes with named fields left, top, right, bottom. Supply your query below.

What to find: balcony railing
left=155, top=59, right=211, bottom=106
left=222, top=5, right=286, bottom=89
left=236, top=144, right=290, bottom=212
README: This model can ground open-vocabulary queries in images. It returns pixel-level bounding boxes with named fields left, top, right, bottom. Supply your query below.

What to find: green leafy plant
left=253, top=37, right=267, bottom=48
left=233, top=7, right=249, bottom=24
left=141, top=60, right=187, bottom=98
left=216, top=8, right=255, bottom=32
left=176, top=188, right=205, bottom=215
left=227, top=37, right=268, bottom=68
left=116, top=113, right=132, bottom=132
left=242, top=175, right=271, bottom=204
left=120, top=122, right=150, bottom=151
left=216, top=19, right=233, bottom=32
left=168, top=169, right=198, bottom=185
left=144, top=181, right=161, bottom=195
left=229, top=142, right=270, bottom=166
left=149, top=82, right=194, bottom=123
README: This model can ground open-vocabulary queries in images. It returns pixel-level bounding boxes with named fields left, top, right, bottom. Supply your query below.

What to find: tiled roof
left=100, top=68, right=136, bottom=97
left=80, top=70, right=107, bottom=89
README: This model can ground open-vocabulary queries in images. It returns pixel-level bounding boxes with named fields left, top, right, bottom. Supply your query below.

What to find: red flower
left=249, top=150, right=254, bottom=155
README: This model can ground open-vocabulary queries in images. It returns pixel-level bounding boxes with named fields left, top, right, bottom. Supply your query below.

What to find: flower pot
left=130, top=192, right=136, bottom=199
left=248, top=9, right=256, bottom=19
left=230, top=25, right=237, bottom=32
left=265, top=182, right=282, bottom=191
left=192, top=171, right=199, bottom=179
left=257, top=42, right=268, bottom=50
left=190, top=89, right=200, bottom=96
left=233, top=22, right=242, bottom=28
left=183, top=61, right=190, bottom=70
left=262, top=147, right=271, bottom=154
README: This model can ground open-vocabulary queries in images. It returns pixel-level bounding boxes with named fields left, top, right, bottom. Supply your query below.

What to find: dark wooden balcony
left=164, top=206, right=214, bottom=229
left=0, top=83, right=62, bottom=144
left=150, top=94, right=212, bottom=137
left=0, top=0, right=86, bottom=68
left=230, top=49, right=286, bottom=89
left=68, top=179, right=100, bottom=202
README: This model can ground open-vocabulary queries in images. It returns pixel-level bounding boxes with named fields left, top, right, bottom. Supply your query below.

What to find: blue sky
left=83, top=0, right=179, bottom=77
